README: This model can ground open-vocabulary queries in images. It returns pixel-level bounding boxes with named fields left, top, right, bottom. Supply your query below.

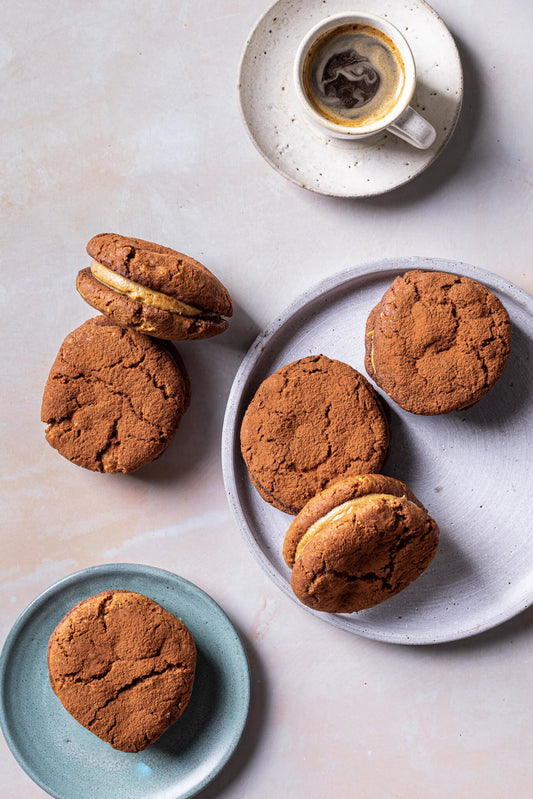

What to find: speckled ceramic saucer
left=239, top=0, right=463, bottom=197
left=0, top=564, right=250, bottom=799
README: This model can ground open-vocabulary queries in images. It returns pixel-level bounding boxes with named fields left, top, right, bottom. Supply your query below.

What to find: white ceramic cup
left=293, top=12, right=436, bottom=149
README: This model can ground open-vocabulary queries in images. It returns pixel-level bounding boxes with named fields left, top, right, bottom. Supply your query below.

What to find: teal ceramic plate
left=0, top=563, right=250, bottom=799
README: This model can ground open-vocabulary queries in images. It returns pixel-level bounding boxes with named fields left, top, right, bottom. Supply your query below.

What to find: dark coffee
left=302, top=23, right=405, bottom=128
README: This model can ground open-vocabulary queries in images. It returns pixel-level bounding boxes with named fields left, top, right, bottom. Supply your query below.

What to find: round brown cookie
left=285, top=476, right=439, bottom=613
left=76, top=233, right=233, bottom=340
left=240, top=355, right=391, bottom=515
left=365, top=270, right=511, bottom=415
left=283, top=473, right=422, bottom=568
left=47, top=590, right=196, bottom=752
left=41, top=316, right=190, bottom=473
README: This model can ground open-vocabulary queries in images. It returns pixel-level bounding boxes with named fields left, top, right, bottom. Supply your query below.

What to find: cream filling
left=90, top=259, right=202, bottom=317
left=367, top=329, right=376, bottom=374
left=294, top=492, right=405, bottom=561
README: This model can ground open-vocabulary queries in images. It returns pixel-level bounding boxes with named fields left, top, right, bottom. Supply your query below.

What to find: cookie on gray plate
left=240, top=355, right=391, bottom=515
left=283, top=474, right=439, bottom=613
left=365, top=270, right=511, bottom=414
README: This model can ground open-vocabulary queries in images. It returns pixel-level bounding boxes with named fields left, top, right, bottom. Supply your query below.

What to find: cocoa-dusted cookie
left=365, top=270, right=511, bottom=415
left=284, top=475, right=439, bottom=613
left=283, top=473, right=422, bottom=568
left=76, top=233, right=233, bottom=340
left=240, top=355, right=391, bottom=515
left=48, top=590, right=196, bottom=752
left=41, top=316, right=190, bottom=473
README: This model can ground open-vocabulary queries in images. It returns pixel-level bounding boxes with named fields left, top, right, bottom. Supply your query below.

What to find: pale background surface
left=1, top=1, right=532, bottom=797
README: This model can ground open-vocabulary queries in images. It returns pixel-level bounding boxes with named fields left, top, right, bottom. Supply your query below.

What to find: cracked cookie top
left=240, top=355, right=391, bottom=515
left=86, top=233, right=233, bottom=316
left=283, top=473, right=421, bottom=568
left=41, top=316, right=190, bottom=473
left=365, top=270, right=511, bottom=415
left=47, top=590, right=196, bottom=752
left=286, top=479, right=439, bottom=613
left=77, top=233, right=233, bottom=341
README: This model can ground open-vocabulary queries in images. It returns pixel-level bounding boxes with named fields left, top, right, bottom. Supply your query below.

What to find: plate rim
left=221, top=257, right=533, bottom=645
left=0, top=562, right=251, bottom=799
left=237, top=0, right=464, bottom=198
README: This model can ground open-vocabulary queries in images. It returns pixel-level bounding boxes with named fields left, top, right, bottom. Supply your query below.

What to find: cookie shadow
left=125, top=341, right=222, bottom=483
left=152, top=645, right=219, bottom=755
left=381, top=404, right=418, bottom=487
left=154, top=623, right=267, bottom=795
left=428, top=603, right=533, bottom=653
left=455, top=322, right=532, bottom=428
left=127, top=301, right=262, bottom=483
left=218, top=298, right=262, bottom=354
left=296, top=29, right=480, bottom=213
left=359, top=525, right=477, bottom=626
left=193, top=623, right=268, bottom=798
left=428, top=525, right=478, bottom=594
left=360, top=31, right=483, bottom=206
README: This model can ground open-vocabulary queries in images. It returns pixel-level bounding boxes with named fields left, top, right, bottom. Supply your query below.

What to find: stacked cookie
left=78, top=233, right=233, bottom=341
left=41, top=234, right=233, bottom=473
left=240, top=269, right=511, bottom=614
left=283, top=475, right=439, bottom=614
left=47, top=590, right=197, bottom=752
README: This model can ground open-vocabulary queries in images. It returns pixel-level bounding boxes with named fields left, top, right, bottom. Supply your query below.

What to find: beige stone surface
left=1, top=1, right=532, bottom=797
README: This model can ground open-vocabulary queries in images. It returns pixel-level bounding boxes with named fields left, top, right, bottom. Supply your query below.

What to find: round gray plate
left=0, top=564, right=250, bottom=798
left=222, top=258, right=533, bottom=644
left=239, top=0, right=463, bottom=197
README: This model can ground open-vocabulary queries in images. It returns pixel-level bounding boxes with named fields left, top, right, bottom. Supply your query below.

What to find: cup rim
left=293, top=11, right=417, bottom=136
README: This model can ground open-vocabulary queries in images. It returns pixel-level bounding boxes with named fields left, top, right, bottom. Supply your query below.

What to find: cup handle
left=387, top=105, right=436, bottom=149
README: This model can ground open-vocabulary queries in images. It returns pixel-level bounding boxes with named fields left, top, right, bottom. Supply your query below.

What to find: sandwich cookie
left=47, top=590, right=196, bottom=752
left=76, top=233, right=233, bottom=340
left=41, top=316, right=190, bottom=473
left=365, top=270, right=511, bottom=414
left=283, top=474, right=439, bottom=613
left=240, top=355, right=391, bottom=515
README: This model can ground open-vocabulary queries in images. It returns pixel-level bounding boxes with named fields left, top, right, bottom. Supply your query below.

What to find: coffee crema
left=302, top=23, right=406, bottom=128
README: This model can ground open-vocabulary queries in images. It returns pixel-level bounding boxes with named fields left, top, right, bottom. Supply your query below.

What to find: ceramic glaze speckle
left=135, top=762, right=152, bottom=778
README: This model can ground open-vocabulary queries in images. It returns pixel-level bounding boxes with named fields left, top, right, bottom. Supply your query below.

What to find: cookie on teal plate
left=0, top=563, right=250, bottom=799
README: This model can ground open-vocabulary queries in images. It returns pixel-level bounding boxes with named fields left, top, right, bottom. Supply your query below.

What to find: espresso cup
left=293, top=12, right=436, bottom=149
